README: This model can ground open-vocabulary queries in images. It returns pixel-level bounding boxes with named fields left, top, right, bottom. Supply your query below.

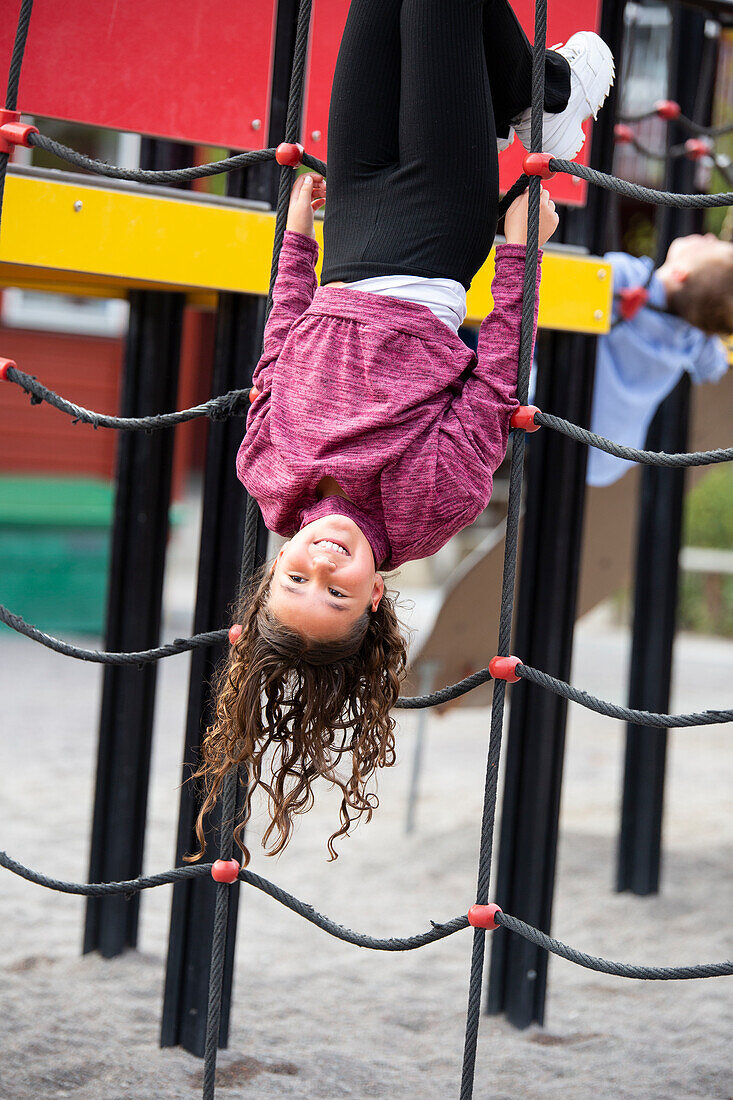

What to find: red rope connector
left=249, top=385, right=260, bottom=404
left=684, top=137, right=711, bottom=162
left=467, top=903, right=503, bottom=930
left=0, top=109, right=38, bottom=155
left=0, top=357, right=17, bottom=381
left=618, top=285, right=649, bottom=321
left=510, top=405, right=541, bottom=433
left=522, top=152, right=555, bottom=179
left=613, top=123, right=634, bottom=145
left=275, top=142, right=305, bottom=167
left=228, top=623, right=243, bottom=644
left=655, top=99, right=680, bottom=121
left=488, top=655, right=521, bottom=683
left=211, top=859, right=241, bottom=883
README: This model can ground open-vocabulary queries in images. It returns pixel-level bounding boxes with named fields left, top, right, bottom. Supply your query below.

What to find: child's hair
left=667, top=253, right=733, bottom=336
left=187, top=563, right=408, bottom=865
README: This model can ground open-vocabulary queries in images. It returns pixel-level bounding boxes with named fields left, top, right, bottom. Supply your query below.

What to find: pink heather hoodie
left=237, top=230, right=541, bottom=570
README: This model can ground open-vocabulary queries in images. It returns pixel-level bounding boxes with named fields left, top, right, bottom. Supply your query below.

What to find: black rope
left=615, top=132, right=733, bottom=190
left=10, top=364, right=733, bottom=476
left=534, top=412, right=733, bottom=467
left=498, top=173, right=531, bottom=218
left=10, top=365, right=733, bottom=478
left=0, top=603, right=227, bottom=663
left=677, top=117, right=733, bottom=141
left=619, top=106, right=733, bottom=140
left=202, top=772, right=238, bottom=1100
left=5, top=0, right=33, bottom=112
left=394, top=666, right=494, bottom=709
left=493, top=912, right=733, bottom=980
left=7, top=601, right=733, bottom=726
left=516, top=663, right=733, bottom=727
left=618, top=109, right=664, bottom=125
left=549, top=158, right=733, bottom=207
left=0, top=0, right=34, bottom=227
left=2, top=851, right=730, bottom=978
left=202, top=1, right=316, bottom=1094
left=25, top=131, right=327, bottom=184
left=0, top=850, right=468, bottom=950
left=3, top=365, right=250, bottom=429
left=459, top=0, right=546, bottom=1092
left=619, top=133, right=697, bottom=164
left=0, top=849, right=209, bottom=895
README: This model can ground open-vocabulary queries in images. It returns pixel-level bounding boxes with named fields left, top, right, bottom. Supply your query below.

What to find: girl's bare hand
left=286, top=173, right=327, bottom=238
left=504, top=186, right=559, bottom=247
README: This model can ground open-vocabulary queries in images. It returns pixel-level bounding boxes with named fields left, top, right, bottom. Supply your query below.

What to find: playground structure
left=1, top=1, right=733, bottom=1099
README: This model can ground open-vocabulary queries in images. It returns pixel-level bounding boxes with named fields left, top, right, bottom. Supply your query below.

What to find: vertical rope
left=5, top=0, right=33, bottom=109
left=201, top=771, right=238, bottom=1100
left=202, top=2, right=314, bottom=1096
left=458, top=0, right=547, bottom=1093
left=0, top=0, right=34, bottom=235
left=265, top=0, right=314, bottom=320
left=244, top=0, right=315, bottom=578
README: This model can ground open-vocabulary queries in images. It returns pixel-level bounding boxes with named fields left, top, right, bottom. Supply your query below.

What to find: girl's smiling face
left=268, top=516, right=384, bottom=642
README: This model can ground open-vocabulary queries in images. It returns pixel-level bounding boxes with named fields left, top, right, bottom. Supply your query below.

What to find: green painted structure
left=0, top=476, right=112, bottom=634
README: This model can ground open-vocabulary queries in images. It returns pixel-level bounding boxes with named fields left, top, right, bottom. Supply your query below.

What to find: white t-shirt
left=345, top=274, right=468, bottom=333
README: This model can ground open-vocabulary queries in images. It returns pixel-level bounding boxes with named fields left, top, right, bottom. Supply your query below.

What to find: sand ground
left=1, top=527, right=732, bottom=1098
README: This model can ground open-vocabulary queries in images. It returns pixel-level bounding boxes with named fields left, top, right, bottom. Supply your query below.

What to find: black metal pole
left=616, top=5, right=715, bottom=896
left=161, top=0, right=300, bottom=1056
left=159, top=224, right=269, bottom=1057
left=486, top=0, right=625, bottom=1028
left=83, top=139, right=190, bottom=958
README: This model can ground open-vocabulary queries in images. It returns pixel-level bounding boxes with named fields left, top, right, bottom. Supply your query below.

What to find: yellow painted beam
left=0, top=262, right=218, bottom=308
left=467, top=249, right=611, bottom=333
left=0, top=172, right=611, bottom=332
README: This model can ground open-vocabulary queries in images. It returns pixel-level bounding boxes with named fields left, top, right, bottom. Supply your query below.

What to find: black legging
left=321, top=0, right=570, bottom=290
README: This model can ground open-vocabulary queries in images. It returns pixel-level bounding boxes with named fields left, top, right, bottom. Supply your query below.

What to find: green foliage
left=682, top=467, right=733, bottom=549
left=678, top=572, right=733, bottom=636
left=199, top=147, right=228, bottom=196
left=622, top=211, right=657, bottom=259
left=611, top=471, right=733, bottom=636
left=675, top=469, right=733, bottom=636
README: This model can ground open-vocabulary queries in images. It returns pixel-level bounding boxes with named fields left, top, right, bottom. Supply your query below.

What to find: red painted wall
left=0, top=307, right=215, bottom=498
left=0, top=324, right=122, bottom=480
left=6, top=0, right=601, bottom=201
left=0, top=0, right=276, bottom=150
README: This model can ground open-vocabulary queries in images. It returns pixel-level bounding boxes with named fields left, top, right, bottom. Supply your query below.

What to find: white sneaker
left=512, top=31, right=615, bottom=161
left=497, top=127, right=515, bottom=154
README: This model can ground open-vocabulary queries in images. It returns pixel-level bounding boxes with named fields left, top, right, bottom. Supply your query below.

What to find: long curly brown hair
left=187, top=563, right=408, bottom=865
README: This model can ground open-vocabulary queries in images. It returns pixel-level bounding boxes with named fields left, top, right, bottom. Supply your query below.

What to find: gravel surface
left=1, top=601, right=732, bottom=1099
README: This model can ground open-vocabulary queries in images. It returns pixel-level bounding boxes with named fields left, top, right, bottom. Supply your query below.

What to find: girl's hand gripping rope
left=504, top=186, right=559, bottom=247
left=286, top=173, right=327, bottom=239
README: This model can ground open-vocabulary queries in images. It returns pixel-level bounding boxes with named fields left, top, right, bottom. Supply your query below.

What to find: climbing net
left=1, top=1, right=733, bottom=1098
left=614, top=98, right=733, bottom=187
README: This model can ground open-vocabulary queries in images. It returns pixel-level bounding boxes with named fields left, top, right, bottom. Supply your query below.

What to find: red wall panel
left=0, top=0, right=277, bottom=150
left=0, top=326, right=121, bottom=480
left=3, top=0, right=601, bottom=195
left=0, top=309, right=215, bottom=498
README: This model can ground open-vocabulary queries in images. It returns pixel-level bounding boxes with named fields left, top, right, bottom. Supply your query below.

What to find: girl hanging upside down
left=191, top=0, right=614, bottom=864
